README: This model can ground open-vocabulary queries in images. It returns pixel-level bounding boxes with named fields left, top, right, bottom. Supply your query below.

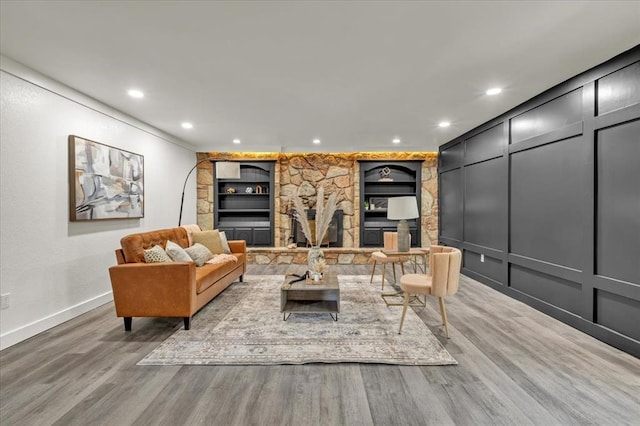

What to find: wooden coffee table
left=280, top=269, right=340, bottom=321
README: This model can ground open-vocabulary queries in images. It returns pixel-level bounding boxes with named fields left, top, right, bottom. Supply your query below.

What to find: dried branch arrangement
left=292, top=185, right=338, bottom=247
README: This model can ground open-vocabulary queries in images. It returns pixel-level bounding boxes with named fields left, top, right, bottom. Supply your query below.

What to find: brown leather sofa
left=108, top=226, right=246, bottom=331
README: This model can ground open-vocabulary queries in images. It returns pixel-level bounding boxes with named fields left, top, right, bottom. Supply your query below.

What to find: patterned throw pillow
left=143, top=245, right=173, bottom=263
left=166, top=240, right=192, bottom=262
left=184, top=243, right=214, bottom=266
left=219, top=231, right=232, bottom=254
left=192, top=230, right=224, bottom=254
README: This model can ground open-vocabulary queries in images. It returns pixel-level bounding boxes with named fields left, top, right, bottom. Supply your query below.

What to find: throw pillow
left=219, top=231, right=232, bottom=254
left=166, top=240, right=192, bottom=263
left=143, top=245, right=173, bottom=263
left=184, top=243, right=213, bottom=266
left=192, top=230, right=224, bottom=254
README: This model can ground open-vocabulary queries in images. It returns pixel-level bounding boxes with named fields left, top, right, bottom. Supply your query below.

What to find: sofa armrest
left=108, top=262, right=196, bottom=317
left=228, top=240, right=247, bottom=254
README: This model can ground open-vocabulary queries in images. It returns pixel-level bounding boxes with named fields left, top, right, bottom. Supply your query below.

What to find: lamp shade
left=387, top=196, right=419, bottom=220
left=215, top=161, right=241, bottom=179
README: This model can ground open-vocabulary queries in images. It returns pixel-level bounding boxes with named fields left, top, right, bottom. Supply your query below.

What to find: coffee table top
left=281, top=268, right=338, bottom=290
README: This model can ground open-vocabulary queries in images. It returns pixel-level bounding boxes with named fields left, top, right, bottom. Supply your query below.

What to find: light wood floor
left=1, top=264, right=639, bottom=425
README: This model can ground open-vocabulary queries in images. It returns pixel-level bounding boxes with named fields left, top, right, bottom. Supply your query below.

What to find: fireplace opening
left=292, top=209, right=344, bottom=247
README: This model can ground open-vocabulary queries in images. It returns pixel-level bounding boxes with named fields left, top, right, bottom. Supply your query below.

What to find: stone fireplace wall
left=196, top=152, right=438, bottom=248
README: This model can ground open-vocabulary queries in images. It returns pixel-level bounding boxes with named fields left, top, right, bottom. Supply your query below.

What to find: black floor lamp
left=178, top=158, right=214, bottom=226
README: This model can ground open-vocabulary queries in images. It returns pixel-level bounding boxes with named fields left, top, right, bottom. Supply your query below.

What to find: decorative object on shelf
left=378, top=166, right=393, bottom=181
left=226, top=187, right=236, bottom=194
left=68, top=135, right=144, bottom=221
left=245, top=187, right=253, bottom=193
left=292, top=186, right=338, bottom=272
left=387, top=196, right=419, bottom=252
left=369, top=197, right=388, bottom=209
left=215, top=161, right=241, bottom=179
left=255, top=184, right=264, bottom=194
left=363, top=200, right=369, bottom=210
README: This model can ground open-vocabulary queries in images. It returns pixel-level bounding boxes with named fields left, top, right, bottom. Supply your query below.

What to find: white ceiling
left=1, top=1, right=639, bottom=153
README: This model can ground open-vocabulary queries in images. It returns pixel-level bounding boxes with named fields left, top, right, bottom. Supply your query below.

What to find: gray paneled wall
left=438, top=45, right=640, bottom=357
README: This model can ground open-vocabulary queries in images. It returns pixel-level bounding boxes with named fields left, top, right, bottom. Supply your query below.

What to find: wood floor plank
left=1, top=263, right=638, bottom=425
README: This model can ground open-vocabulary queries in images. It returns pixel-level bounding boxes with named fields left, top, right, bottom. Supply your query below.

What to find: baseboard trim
left=0, top=291, right=113, bottom=351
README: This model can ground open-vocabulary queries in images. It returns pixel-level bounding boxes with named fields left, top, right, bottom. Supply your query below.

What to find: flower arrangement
left=291, top=186, right=338, bottom=248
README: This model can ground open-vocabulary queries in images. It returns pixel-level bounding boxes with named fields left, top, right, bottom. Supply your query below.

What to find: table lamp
left=387, top=196, right=419, bottom=252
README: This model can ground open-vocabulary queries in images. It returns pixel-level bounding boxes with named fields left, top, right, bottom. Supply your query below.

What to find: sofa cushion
left=143, top=245, right=173, bottom=263
left=195, top=260, right=239, bottom=294
left=121, top=228, right=189, bottom=263
left=185, top=243, right=213, bottom=266
left=166, top=240, right=192, bottom=262
left=192, top=230, right=224, bottom=254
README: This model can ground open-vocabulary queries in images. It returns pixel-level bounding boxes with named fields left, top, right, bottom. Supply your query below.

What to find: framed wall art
left=68, top=135, right=144, bottom=221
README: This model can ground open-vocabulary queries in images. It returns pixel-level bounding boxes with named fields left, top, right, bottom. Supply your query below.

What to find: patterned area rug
left=138, top=275, right=457, bottom=366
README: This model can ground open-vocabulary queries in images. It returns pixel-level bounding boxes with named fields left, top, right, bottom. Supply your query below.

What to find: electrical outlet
left=0, top=293, right=10, bottom=310
left=480, top=254, right=485, bottom=263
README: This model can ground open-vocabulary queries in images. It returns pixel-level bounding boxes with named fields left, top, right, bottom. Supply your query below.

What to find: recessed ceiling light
left=313, top=138, right=321, bottom=144
left=233, top=139, right=241, bottom=144
left=127, top=89, right=144, bottom=98
left=486, top=87, right=502, bottom=95
left=439, top=121, right=451, bottom=128
left=181, top=122, right=193, bottom=129
left=392, top=138, right=401, bottom=144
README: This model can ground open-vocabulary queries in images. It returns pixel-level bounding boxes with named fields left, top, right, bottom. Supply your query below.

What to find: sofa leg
left=124, top=317, right=132, bottom=331
left=183, top=317, right=191, bottom=330
left=239, top=275, right=244, bottom=282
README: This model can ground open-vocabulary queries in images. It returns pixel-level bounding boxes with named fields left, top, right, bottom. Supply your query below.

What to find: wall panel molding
left=439, top=45, right=640, bottom=357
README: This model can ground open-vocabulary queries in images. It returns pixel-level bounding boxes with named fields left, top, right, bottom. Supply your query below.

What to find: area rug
left=138, top=275, right=457, bottom=366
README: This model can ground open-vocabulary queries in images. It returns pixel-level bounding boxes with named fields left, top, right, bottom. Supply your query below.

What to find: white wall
left=0, top=57, right=199, bottom=349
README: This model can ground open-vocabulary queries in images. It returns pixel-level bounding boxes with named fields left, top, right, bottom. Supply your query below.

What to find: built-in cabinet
left=214, top=161, right=275, bottom=246
left=359, top=161, right=421, bottom=247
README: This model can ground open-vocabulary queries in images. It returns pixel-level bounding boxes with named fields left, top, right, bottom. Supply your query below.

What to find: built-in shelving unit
left=359, top=161, right=421, bottom=247
left=214, top=161, right=275, bottom=246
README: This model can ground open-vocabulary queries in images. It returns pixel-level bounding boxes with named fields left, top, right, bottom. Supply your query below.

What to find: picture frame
left=68, top=135, right=144, bottom=221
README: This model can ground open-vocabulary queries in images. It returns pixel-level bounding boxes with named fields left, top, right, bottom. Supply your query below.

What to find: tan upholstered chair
left=398, top=245, right=462, bottom=338
left=369, top=232, right=409, bottom=290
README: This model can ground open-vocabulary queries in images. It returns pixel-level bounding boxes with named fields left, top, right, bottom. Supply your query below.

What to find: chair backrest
left=429, top=245, right=462, bottom=297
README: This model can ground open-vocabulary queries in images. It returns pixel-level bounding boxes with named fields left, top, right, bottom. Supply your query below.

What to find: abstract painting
left=68, top=135, right=144, bottom=221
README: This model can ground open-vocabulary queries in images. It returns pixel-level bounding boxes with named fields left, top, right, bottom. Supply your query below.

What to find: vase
left=307, top=246, right=324, bottom=273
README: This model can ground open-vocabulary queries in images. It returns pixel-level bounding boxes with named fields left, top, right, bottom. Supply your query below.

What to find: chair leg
left=370, top=261, right=377, bottom=283
left=381, top=262, right=387, bottom=290
left=398, top=291, right=410, bottom=334
left=392, top=262, right=397, bottom=283
left=400, top=261, right=405, bottom=275
left=438, top=297, right=450, bottom=338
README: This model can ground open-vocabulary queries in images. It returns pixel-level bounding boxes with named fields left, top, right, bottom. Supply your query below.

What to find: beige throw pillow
left=184, top=243, right=213, bottom=266
left=192, top=230, right=224, bottom=254
left=219, top=231, right=232, bottom=254
left=166, top=240, right=192, bottom=263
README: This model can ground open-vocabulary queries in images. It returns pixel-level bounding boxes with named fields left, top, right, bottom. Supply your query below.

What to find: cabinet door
left=363, top=229, right=382, bottom=246
left=234, top=228, right=254, bottom=245
left=253, top=228, right=272, bottom=246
